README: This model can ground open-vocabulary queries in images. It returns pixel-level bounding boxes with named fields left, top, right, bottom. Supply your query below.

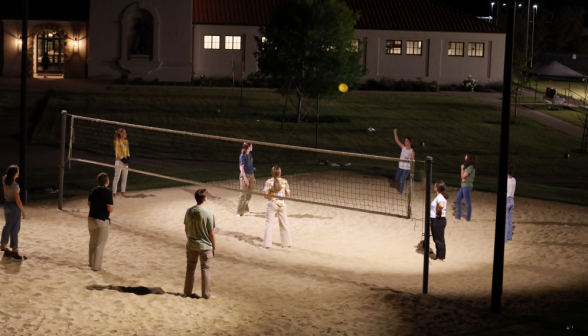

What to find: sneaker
left=245, top=212, right=251, bottom=216
left=236, top=214, right=241, bottom=217
left=12, top=253, right=27, bottom=261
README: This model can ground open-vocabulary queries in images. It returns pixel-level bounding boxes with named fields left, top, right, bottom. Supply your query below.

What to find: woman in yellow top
left=113, top=128, right=130, bottom=198
left=259, top=166, right=292, bottom=249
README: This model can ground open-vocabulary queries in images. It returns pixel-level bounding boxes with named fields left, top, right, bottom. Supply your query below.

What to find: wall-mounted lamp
left=73, top=37, right=79, bottom=53
left=48, top=32, right=53, bottom=37
left=18, top=36, right=23, bottom=52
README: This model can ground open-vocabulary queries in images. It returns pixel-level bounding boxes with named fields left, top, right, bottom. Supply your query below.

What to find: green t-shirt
left=462, top=165, right=476, bottom=188
left=184, top=205, right=215, bottom=251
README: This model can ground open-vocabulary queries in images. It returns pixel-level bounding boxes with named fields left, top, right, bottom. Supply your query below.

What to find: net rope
left=67, top=115, right=418, bottom=218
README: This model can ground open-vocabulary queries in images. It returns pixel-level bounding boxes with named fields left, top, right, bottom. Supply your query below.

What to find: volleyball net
left=59, top=113, right=419, bottom=218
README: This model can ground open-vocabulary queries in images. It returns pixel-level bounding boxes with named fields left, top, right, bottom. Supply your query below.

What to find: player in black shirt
left=87, top=173, right=114, bottom=271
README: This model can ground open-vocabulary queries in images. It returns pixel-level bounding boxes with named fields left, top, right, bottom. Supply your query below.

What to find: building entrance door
left=37, top=32, right=64, bottom=74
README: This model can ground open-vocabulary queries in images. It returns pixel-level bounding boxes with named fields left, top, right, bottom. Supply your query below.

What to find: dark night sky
left=434, top=0, right=588, bottom=21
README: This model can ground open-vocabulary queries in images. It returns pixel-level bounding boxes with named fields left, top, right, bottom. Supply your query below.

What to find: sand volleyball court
left=1, top=175, right=587, bottom=335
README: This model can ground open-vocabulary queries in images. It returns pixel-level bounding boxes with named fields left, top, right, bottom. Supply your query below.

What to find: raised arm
left=393, top=129, right=404, bottom=148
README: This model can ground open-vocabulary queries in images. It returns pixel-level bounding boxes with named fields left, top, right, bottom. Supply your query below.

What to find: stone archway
left=118, top=2, right=161, bottom=77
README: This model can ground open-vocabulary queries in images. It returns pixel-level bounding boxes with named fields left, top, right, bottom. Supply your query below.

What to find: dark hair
left=97, top=172, right=109, bottom=186
left=195, top=189, right=208, bottom=204
left=241, top=142, right=251, bottom=155
left=435, top=181, right=449, bottom=200
left=464, top=152, right=478, bottom=170
left=114, top=128, right=126, bottom=147
left=3, top=165, right=19, bottom=186
left=507, top=163, right=515, bottom=176
left=405, top=136, right=412, bottom=146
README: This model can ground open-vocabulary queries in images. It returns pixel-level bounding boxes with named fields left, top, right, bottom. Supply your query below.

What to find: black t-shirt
left=88, top=186, right=113, bottom=221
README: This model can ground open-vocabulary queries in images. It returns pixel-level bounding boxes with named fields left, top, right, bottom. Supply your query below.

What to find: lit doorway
left=36, top=31, right=64, bottom=75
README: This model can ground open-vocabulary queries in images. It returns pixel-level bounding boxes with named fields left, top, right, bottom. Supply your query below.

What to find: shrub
left=358, top=77, right=439, bottom=92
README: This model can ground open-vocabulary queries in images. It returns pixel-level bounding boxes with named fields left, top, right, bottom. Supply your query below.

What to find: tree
left=255, top=0, right=365, bottom=122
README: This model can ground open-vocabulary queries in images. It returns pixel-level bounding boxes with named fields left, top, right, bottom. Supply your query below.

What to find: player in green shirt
left=183, top=189, right=217, bottom=299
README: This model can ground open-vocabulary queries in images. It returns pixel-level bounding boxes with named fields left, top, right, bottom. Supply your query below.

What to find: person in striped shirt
left=259, top=166, right=292, bottom=249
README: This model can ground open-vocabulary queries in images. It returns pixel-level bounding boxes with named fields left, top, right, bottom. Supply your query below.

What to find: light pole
left=491, top=2, right=496, bottom=24
left=530, top=5, right=537, bottom=67
left=525, top=0, right=530, bottom=61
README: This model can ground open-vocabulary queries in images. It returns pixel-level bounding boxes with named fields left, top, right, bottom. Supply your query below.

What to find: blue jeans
left=395, top=168, right=410, bottom=194
left=505, top=197, right=514, bottom=243
left=2, top=202, right=21, bottom=249
left=455, top=187, right=473, bottom=221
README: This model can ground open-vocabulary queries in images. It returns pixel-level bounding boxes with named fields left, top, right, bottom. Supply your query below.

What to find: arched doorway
left=36, top=31, right=64, bottom=75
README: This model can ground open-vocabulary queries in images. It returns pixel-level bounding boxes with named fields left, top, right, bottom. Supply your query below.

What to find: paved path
left=443, top=91, right=585, bottom=138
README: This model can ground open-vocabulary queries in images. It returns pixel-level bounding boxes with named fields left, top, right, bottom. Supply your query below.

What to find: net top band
left=69, top=114, right=423, bottom=164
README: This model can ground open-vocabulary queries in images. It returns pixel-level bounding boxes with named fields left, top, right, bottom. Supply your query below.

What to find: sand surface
left=1, top=176, right=587, bottom=335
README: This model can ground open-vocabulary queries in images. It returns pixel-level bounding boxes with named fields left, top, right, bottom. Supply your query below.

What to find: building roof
left=0, top=0, right=89, bottom=22
left=193, top=0, right=505, bottom=33
left=531, top=61, right=587, bottom=81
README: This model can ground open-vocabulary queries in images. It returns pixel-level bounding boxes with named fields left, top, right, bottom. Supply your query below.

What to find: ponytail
left=435, top=181, right=449, bottom=200
left=271, top=165, right=282, bottom=193
left=241, top=142, right=251, bottom=155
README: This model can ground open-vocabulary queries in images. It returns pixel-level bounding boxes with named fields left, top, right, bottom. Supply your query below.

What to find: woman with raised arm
left=392, top=129, right=415, bottom=194
left=113, top=128, right=130, bottom=198
left=431, top=181, right=448, bottom=262
left=1, top=165, right=27, bottom=260
left=237, top=142, right=256, bottom=217
left=260, top=166, right=292, bottom=249
left=455, top=152, right=477, bottom=221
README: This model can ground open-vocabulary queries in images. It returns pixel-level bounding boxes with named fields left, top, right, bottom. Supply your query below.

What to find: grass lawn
left=29, top=87, right=588, bottom=205
left=524, top=105, right=588, bottom=128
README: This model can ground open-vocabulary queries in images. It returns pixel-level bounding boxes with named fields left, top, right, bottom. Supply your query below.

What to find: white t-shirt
left=399, top=147, right=413, bottom=170
left=430, top=194, right=447, bottom=218
left=507, top=177, right=516, bottom=198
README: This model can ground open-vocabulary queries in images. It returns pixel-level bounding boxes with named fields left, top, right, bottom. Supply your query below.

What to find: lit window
left=225, top=35, right=241, bottom=50
left=204, top=35, right=220, bottom=50
left=468, top=42, right=484, bottom=57
left=448, top=42, right=464, bottom=56
left=406, top=41, right=422, bottom=55
left=386, top=40, right=402, bottom=55
left=352, top=39, right=360, bottom=52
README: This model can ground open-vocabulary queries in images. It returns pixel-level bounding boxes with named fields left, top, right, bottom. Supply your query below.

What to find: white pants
left=263, top=202, right=292, bottom=248
left=113, top=160, right=128, bottom=194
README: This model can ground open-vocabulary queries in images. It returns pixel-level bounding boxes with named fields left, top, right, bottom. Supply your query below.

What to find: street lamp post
left=491, top=3, right=496, bottom=24
left=530, top=5, right=537, bottom=67
left=525, top=0, right=530, bottom=60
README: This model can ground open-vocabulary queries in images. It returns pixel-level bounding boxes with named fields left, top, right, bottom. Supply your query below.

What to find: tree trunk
left=296, top=93, right=302, bottom=123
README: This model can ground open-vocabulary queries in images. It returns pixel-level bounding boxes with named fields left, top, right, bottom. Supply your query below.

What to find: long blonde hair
left=114, top=128, right=126, bottom=147
left=271, top=165, right=282, bottom=193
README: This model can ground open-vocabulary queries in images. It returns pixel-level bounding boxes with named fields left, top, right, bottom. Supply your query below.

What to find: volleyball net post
left=422, top=156, right=433, bottom=294
left=58, top=110, right=67, bottom=210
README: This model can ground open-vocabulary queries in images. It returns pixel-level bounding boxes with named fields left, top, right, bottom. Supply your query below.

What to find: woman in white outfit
left=259, top=166, right=292, bottom=249
left=393, top=128, right=415, bottom=194
left=431, top=181, right=448, bottom=262
left=112, top=128, right=130, bottom=198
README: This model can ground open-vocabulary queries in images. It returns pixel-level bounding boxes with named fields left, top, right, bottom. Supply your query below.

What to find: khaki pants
left=263, top=202, right=292, bottom=248
left=88, top=217, right=110, bottom=271
left=113, top=161, right=128, bottom=194
left=184, top=249, right=213, bottom=298
left=237, top=173, right=255, bottom=215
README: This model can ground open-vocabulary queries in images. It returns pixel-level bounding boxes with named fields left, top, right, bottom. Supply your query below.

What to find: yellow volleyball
left=338, top=83, right=348, bottom=93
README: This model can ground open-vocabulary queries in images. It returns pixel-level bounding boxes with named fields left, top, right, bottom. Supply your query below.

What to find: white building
left=1, top=0, right=506, bottom=84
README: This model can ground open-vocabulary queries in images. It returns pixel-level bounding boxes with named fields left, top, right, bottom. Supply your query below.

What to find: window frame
left=406, top=40, right=423, bottom=56
left=225, top=35, right=242, bottom=50
left=468, top=42, right=484, bottom=57
left=203, top=35, right=220, bottom=50
left=448, top=42, right=464, bottom=57
left=386, top=40, right=402, bottom=55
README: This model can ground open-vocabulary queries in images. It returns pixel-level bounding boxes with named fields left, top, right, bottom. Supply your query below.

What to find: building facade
left=1, top=0, right=506, bottom=84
